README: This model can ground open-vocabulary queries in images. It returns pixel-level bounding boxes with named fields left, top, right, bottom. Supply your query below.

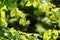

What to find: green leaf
left=26, top=1, right=32, bottom=7
left=28, top=36, right=36, bottom=40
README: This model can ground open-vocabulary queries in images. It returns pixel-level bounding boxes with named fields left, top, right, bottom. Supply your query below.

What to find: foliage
left=0, top=0, right=60, bottom=40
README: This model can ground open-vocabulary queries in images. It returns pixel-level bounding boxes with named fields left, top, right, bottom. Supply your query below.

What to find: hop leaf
left=19, top=18, right=26, bottom=26
left=26, top=1, right=32, bottom=7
